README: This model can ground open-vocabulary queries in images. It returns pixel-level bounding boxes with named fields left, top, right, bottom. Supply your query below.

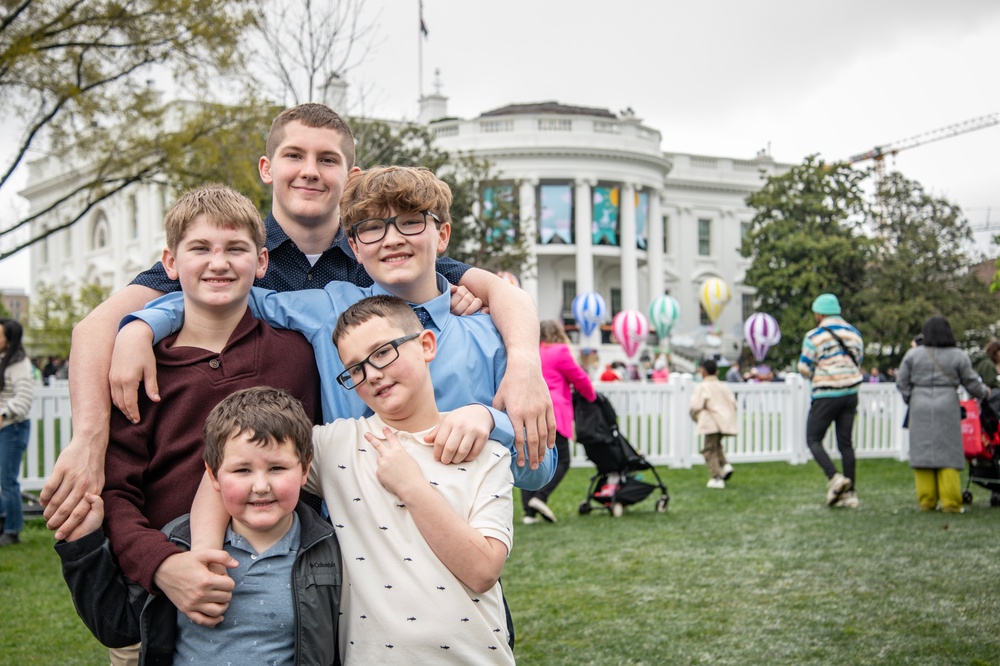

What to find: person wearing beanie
left=797, top=293, right=864, bottom=508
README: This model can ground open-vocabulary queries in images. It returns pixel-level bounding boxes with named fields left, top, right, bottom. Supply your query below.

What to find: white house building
left=23, top=91, right=792, bottom=366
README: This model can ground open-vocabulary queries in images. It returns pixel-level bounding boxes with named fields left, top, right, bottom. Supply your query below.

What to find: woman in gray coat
left=896, top=315, right=988, bottom=512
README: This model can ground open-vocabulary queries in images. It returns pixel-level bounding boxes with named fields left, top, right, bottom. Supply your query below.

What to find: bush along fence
left=19, top=376, right=910, bottom=492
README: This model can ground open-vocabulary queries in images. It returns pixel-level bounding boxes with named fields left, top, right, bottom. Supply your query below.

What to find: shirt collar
left=370, top=273, right=450, bottom=331
left=264, top=211, right=345, bottom=255
left=224, top=512, right=301, bottom=558
left=365, top=413, right=437, bottom=448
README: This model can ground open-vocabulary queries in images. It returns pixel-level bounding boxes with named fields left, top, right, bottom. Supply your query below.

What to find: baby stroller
left=573, top=392, right=669, bottom=517
left=961, top=392, right=1000, bottom=507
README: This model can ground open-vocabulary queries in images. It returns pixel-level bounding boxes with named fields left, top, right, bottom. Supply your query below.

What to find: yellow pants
left=914, top=468, right=962, bottom=512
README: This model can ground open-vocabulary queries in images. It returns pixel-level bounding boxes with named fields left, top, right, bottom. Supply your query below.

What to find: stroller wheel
left=991, top=492, right=1000, bottom=508
left=655, top=496, right=669, bottom=513
left=962, top=490, right=973, bottom=505
left=578, top=502, right=592, bottom=515
left=611, top=502, right=624, bottom=518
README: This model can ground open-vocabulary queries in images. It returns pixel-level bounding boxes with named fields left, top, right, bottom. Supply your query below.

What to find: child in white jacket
left=690, top=359, right=739, bottom=488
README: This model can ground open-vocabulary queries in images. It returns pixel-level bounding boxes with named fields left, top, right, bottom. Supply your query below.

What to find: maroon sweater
left=102, top=309, right=320, bottom=592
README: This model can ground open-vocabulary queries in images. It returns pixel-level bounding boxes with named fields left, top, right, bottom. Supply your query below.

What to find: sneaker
left=528, top=497, right=557, bottom=523
left=706, top=478, right=726, bottom=489
left=825, top=473, right=852, bottom=506
left=522, top=516, right=540, bottom=525
left=720, top=463, right=734, bottom=481
left=833, top=490, right=860, bottom=509
left=0, top=532, right=20, bottom=547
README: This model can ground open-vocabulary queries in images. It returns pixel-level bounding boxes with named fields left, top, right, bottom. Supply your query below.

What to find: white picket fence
left=18, top=376, right=910, bottom=494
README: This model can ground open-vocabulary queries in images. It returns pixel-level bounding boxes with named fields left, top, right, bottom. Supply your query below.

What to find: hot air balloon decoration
left=743, top=312, right=782, bottom=362
left=572, top=291, right=607, bottom=337
left=612, top=310, right=650, bottom=359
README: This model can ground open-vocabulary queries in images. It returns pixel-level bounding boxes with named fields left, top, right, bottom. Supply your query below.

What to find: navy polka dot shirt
left=131, top=212, right=472, bottom=293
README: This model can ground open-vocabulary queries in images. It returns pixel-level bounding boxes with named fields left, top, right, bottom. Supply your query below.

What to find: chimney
left=321, top=73, right=348, bottom=112
left=418, top=69, right=448, bottom=124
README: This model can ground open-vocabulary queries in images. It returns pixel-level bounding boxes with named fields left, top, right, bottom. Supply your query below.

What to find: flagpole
left=418, top=1, right=425, bottom=98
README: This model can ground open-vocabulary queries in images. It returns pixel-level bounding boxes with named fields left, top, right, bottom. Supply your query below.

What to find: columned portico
left=519, top=178, right=540, bottom=304
left=647, top=191, right=664, bottom=301
left=620, top=182, right=638, bottom=312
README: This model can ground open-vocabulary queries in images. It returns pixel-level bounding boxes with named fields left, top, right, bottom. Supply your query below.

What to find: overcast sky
left=3, top=0, right=999, bottom=292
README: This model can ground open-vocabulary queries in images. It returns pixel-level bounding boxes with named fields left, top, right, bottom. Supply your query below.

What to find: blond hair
left=163, top=185, right=264, bottom=251
left=265, top=103, right=355, bottom=168
left=203, top=387, right=313, bottom=475
left=340, top=166, right=452, bottom=236
left=540, top=320, right=571, bottom=345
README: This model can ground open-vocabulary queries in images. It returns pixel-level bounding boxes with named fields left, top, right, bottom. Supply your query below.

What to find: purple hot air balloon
left=743, top=312, right=781, bottom=362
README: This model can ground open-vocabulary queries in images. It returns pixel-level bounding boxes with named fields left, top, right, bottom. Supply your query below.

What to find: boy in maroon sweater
left=99, top=186, right=321, bottom=647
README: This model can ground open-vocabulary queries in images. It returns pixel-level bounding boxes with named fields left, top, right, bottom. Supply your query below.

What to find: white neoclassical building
left=22, top=92, right=791, bottom=366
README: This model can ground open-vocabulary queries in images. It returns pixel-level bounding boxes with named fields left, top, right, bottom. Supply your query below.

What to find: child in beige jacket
left=690, top=359, right=739, bottom=488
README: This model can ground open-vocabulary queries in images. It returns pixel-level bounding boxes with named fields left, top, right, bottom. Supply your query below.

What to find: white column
left=518, top=178, right=539, bottom=305
left=619, top=183, right=638, bottom=312
left=574, top=178, right=597, bottom=347
left=647, top=190, right=664, bottom=302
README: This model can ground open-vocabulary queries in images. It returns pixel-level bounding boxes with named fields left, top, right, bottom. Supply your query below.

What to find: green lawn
left=4, top=459, right=1000, bottom=665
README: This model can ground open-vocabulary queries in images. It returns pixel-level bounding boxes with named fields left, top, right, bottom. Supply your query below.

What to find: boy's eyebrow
left=341, top=337, right=397, bottom=366
left=279, top=142, right=345, bottom=159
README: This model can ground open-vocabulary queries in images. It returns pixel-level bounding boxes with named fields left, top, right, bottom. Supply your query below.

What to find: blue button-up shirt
left=127, top=275, right=555, bottom=490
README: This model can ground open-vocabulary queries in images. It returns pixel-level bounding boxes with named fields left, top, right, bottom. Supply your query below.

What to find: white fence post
left=671, top=373, right=694, bottom=469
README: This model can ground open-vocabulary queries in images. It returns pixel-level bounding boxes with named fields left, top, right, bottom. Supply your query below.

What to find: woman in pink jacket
left=522, top=320, right=597, bottom=524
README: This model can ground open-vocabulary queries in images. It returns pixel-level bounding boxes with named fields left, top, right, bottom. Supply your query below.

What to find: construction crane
left=845, top=112, right=1000, bottom=178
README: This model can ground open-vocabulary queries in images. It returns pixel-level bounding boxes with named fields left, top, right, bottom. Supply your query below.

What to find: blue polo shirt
left=126, top=275, right=555, bottom=491
left=173, top=516, right=300, bottom=665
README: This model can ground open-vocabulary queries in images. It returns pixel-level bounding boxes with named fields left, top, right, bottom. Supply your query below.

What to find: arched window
left=91, top=210, right=110, bottom=250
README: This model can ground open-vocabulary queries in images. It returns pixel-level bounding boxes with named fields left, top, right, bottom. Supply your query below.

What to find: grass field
left=3, top=458, right=999, bottom=665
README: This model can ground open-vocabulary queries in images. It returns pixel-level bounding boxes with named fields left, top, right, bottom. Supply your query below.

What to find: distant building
left=23, top=88, right=792, bottom=364
left=0, top=288, right=29, bottom=324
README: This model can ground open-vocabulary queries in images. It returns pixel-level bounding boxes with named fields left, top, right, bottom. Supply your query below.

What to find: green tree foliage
left=441, top=153, right=532, bottom=275
left=27, top=282, right=110, bottom=357
left=0, top=0, right=259, bottom=259
left=741, top=155, right=871, bottom=367
left=859, top=171, right=1000, bottom=367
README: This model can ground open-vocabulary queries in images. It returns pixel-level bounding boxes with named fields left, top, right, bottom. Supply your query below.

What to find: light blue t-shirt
left=173, top=516, right=300, bottom=665
left=126, top=274, right=554, bottom=490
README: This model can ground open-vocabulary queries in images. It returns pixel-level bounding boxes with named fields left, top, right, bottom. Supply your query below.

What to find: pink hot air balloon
left=743, top=312, right=782, bottom=362
left=496, top=271, right=520, bottom=288
left=612, top=310, right=650, bottom=360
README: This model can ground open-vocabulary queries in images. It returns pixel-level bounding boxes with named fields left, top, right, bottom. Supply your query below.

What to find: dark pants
left=806, top=393, right=858, bottom=486
left=521, top=433, right=569, bottom=515
left=0, top=421, right=30, bottom=534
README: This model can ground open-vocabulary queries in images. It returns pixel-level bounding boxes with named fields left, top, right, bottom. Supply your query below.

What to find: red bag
left=961, top=399, right=986, bottom=458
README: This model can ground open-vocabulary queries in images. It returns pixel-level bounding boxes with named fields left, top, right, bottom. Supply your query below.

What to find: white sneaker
left=720, top=463, right=734, bottom=481
left=528, top=497, right=557, bottom=523
left=826, top=473, right=852, bottom=506
left=833, top=490, right=859, bottom=509
left=707, top=478, right=725, bottom=489
left=522, top=516, right=540, bottom=525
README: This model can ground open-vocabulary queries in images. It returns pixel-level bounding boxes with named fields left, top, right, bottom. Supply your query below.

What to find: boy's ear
left=300, top=459, right=311, bottom=487
left=420, top=328, right=437, bottom=362
left=346, top=232, right=363, bottom=265
left=436, top=220, right=451, bottom=254
left=162, top=247, right=178, bottom=281
left=256, top=247, right=269, bottom=280
left=259, top=155, right=273, bottom=185
left=205, top=462, right=222, bottom=493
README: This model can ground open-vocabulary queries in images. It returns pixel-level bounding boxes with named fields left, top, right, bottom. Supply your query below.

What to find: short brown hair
left=332, top=295, right=422, bottom=348
left=203, top=387, right=313, bottom=475
left=986, top=340, right=1000, bottom=361
left=341, top=166, right=452, bottom=237
left=265, top=103, right=356, bottom=168
left=540, top=320, right=570, bottom=345
left=164, top=185, right=264, bottom=252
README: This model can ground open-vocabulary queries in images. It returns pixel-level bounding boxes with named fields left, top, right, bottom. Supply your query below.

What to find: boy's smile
left=260, top=120, right=356, bottom=230
left=348, top=207, right=450, bottom=305
left=162, top=215, right=266, bottom=318
left=210, top=431, right=309, bottom=553
left=338, top=317, right=439, bottom=432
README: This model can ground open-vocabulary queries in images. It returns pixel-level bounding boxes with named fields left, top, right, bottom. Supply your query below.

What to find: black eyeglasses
left=352, top=211, right=440, bottom=244
left=336, top=333, right=421, bottom=390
